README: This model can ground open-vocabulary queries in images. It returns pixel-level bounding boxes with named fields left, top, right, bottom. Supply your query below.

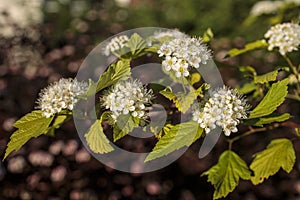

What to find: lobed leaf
left=202, top=150, right=251, bottom=199
left=249, top=79, right=289, bottom=119
left=126, top=33, right=147, bottom=57
left=84, top=119, right=114, bottom=154
left=250, top=138, right=295, bottom=185
left=4, top=111, right=54, bottom=159
left=145, top=121, right=203, bottom=162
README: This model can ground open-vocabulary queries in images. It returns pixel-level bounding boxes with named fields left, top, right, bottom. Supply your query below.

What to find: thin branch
left=227, top=123, right=280, bottom=150
left=286, top=93, right=300, bottom=101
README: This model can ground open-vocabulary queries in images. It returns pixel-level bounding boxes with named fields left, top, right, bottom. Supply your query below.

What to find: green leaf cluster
left=203, top=139, right=296, bottom=199
left=160, top=84, right=208, bottom=113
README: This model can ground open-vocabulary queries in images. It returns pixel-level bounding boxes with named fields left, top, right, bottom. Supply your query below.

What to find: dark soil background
left=1, top=0, right=300, bottom=199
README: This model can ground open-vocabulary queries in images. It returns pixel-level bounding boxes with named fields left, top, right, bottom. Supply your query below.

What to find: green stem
left=181, top=76, right=187, bottom=94
left=283, top=55, right=300, bottom=94
left=286, top=93, right=300, bottom=101
left=283, top=55, right=297, bottom=75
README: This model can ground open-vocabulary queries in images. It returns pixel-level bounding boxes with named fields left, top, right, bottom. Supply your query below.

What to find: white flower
left=158, top=37, right=212, bottom=77
left=264, top=22, right=300, bottom=55
left=153, top=29, right=188, bottom=40
left=36, top=78, right=88, bottom=118
left=250, top=1, right=284, bottom=16
left=102, top=79, right=153, bottom=120
left=192, top=86, right=249, bottom=136
left=104, top=35, right=129, bottom=56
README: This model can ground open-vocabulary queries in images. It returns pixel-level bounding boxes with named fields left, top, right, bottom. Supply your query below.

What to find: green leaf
left=202, top=28, right=214, bottom=43
left=202, top=151, right=251, bottom=199
left=150, top=123, right=173, bottom=139
left=160, top=87, right=199, bottom=113
left=239, top=66, right=256, bottom=76
left=162, top=68, right=190, bottom=85
left=113, top=114, right=140, bottom=142
left=250, top=139, right=295, bottom=185
left=237, top=82, right=257, bottom=94
left=4, top=111, right=54, bottom=159
left=254, top=70, right=279, bottom=84
left=227, top=40, right=268, bottom=57
left=145, top=121, right=203, bottom=162
left=188, top=72, right=201, bottom=85
left=83, top=79, right=97, bottom=97
left=159, top=87, right=176, bottom=101
left=249, top=79, right=289, bottom=119
left=248, top=113, right=290, bottom=126
left=46, top=115, right=69, bottom=136
left=145, top=45, right=159, bottom=53
left=96, top=59, right=131, bottom=92
left=194, top=83, right=210, bottom=97
left=126, top=33, right=147, bottom=57
left=176, top=92, right=197, bottom=113
left=84, top=118, right=114, bottom=154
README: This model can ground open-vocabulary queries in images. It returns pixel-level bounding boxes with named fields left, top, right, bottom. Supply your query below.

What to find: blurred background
left=0, top=0, right=300, bottom=199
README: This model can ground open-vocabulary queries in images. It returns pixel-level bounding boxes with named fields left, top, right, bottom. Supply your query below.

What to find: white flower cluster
left=153, top=29, right=188, bottom=40
left=102, top=79, right=153, bottom=120
left=264, top=22, right=300, bottom=55
left=192, top=86, right=249, bottom=136
left=0, top=0, right=43, bottom=38
left=104, top=35, right=129, bottom=56
left=158, top=37, right=211, bottom=78
left=250, top=0, right=300, bottom=16
left=37, top=78, right=88, bottom=118
left=250, top=1, right=284, bottom=16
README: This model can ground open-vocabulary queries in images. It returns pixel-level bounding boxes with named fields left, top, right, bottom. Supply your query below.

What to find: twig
left=227, top=123, right=280, bottom=150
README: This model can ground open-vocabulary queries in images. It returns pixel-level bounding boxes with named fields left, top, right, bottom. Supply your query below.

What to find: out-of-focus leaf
left=227, top=40, right=268, bottom=57
left=202, top=28, right=214, bottom=43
